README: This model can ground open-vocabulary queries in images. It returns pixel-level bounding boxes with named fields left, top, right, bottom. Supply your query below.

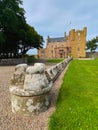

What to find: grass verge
left=49, top=59, right=98, bottom=130
left=47, top=58, right=64, bottom=63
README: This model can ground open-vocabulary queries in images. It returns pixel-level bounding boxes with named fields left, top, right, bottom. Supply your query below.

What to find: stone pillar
left=9, top=63, right=52, bottom=116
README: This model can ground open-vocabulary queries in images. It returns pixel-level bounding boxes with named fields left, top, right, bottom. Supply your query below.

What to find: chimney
left=64, top=32, right=66, bottom=38
left=46, top=35, right=50, bottom=45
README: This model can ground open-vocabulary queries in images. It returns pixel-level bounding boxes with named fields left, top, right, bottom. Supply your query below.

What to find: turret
left=69, top=29, right=75, bottom=41
left=46, top=35, right=50, bottom=45
left=83, top=27, right=87, bottom=36
left=64, top=32, right=66, bottom=38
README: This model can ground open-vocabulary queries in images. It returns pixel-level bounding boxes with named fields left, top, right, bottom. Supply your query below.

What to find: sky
left=22, top=0, right=98, bottom=54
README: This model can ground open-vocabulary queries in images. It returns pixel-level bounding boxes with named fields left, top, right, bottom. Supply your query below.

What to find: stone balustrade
left=45, top=57, right=72, bottom=82
left=0, top=58, right=27, bottom=66
left=9, top=57, right=72, bottom=116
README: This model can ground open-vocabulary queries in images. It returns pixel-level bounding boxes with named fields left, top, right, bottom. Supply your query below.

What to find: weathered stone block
left=24, top=63, right=49, bottom=91
left=11, top=91, right=51, bottom=115
left=9, top=63, right=52, bottom=115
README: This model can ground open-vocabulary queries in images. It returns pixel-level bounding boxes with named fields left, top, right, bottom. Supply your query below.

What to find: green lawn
left=47, top=58, right=64, bottom=63
left=49, top=59, right=98, bottom=130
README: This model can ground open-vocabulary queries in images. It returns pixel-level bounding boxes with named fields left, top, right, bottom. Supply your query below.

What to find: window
left=41, top=50, right=45, bottom=54
left=78, top=32, right=80, bottom=36
left=59, top=50, right=64, bottom=53
left=77, top=48, right=80, bottom=51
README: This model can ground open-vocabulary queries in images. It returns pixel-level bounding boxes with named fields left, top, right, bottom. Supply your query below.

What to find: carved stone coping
left=9, top=82, right=53, bottom=97
left=9, top=57, right=72, bottom=115
left=45, top=57, right=72, bottom=82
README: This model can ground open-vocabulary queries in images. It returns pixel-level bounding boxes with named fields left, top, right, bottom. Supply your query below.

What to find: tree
left=0, top=0, right=43, bottom=58
left=86, top=38, right=97, bottom=53
left=17, top=24, right=44, bottom=56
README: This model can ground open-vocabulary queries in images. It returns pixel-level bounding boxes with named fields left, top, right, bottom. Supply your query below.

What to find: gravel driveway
left=0, top=64, right=69, bottom=130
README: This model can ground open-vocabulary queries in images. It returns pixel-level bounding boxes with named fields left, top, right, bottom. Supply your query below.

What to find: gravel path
left=0, top=64, right=69, bottom=130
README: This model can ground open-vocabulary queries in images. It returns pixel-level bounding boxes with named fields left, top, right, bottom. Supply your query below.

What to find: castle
left=38, top=27, right=87, bottom=58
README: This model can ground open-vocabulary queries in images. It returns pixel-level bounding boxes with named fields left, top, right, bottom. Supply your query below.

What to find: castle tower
left=69, top=27, right=87, bottom=58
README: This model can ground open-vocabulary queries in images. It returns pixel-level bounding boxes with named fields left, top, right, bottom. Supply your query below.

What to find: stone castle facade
left=38, top=27, right=87, bottom=58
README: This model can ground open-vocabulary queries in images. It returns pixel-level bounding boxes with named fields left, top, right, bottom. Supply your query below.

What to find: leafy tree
left=0, top=0, right=43, bottom=58
left=17, top=24, right=43, bottom=56
left=86, top=38, right=97, bottom=53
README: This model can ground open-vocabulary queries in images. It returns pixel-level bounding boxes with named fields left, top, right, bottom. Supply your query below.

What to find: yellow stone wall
left=69, top=27, right=87, bottom=58
left=45, top=41, right=71, bottom=58
left=38, top=27, right=87, bottom=58
left=38, top=48, right=46, bottom=58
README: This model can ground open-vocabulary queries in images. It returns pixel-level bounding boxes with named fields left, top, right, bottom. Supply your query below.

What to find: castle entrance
left=55, top=47, right=71, bottom=58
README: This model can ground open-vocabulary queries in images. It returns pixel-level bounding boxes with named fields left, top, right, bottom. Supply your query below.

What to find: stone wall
left=86, top=52, right=98, bottom=58
left=9, top=57, right=72, bottom=116
left=0, top=58, right=27, bottom=66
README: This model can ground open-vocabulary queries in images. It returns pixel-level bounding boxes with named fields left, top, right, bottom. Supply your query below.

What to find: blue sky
left=22, top=0, right=98, bottom=54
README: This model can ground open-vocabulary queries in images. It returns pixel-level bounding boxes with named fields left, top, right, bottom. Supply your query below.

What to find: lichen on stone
left=12, top=97, right=20, bottom=112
